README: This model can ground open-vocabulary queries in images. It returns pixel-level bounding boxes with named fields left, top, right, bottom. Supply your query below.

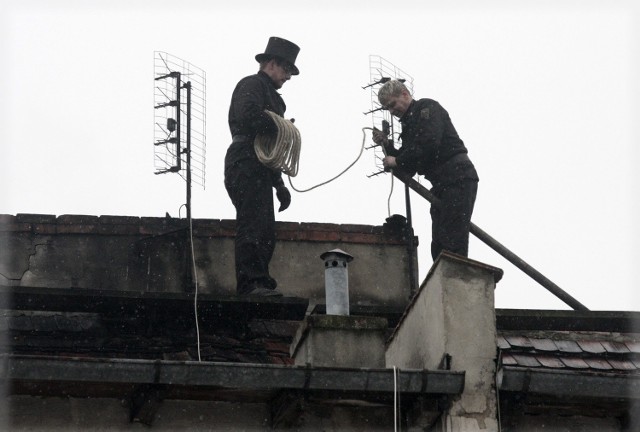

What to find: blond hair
left=377, top=80, right=410, bottom=105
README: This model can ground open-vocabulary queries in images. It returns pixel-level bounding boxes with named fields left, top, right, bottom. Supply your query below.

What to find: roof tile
left=559, top=357, right=590, bottom=369
left=529, top=338, right=558, bottom=352
left=607, top=359, right=638, bottom=371
left=554, top=340, right=582, bottom=353
left=505, top=336, right=533, bottom=349
left=601, top=341, right=631, bottom=354
left=577, top=340, right=606, bottom=354
left=497, top=336, right=510, bottom=350
left=624, top=341, right=640, bottom=353
left=584, top=358, right=613, bottom=370
left=536, top=355, right=565, bottom=368
left=501, top=353, right=518, bottom=366
left=512, top=354, right=542, bottom=368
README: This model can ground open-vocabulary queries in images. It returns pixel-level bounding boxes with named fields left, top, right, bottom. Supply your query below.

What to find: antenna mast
left=153, top=52, right=207, bottom=221
left=363, top=56, right=418, bottom=295
left=153, top=52, right=207, bottom=291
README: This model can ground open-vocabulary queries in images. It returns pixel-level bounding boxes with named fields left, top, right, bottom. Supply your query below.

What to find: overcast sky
left=2, top=0, right=639, bottom=311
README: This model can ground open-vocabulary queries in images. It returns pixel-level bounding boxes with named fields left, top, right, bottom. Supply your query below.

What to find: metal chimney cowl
left=320, top=249, right=354, bottom=316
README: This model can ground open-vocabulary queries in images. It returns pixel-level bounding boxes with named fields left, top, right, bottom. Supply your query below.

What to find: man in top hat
left=224, top=36, right=300, bottom=296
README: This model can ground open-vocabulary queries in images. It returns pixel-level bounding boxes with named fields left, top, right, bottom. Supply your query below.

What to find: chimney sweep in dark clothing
left=224, top=37, right=300, bottom=296
left=372, top=80, right=479, bottom=260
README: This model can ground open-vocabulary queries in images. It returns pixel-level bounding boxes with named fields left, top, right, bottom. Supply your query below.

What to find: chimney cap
left=320, top=248, right=354, bottom=262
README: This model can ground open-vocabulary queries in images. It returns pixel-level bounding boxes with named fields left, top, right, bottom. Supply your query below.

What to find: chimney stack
left=320, top=249, right=353, bottom=316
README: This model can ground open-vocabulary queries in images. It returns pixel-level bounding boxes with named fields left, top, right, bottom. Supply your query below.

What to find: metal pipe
left=404, top=183, right=418, bottom=297
left=393, top=171, right=589, bottom=311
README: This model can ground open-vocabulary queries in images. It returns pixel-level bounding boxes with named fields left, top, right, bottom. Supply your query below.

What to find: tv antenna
left=153, top=51, right=207, bottom=222
left=363, top=55, right=413, bottom=178
left=363, top=55, right=417, bottom=295
left=362, top=57, right=589, bottom=311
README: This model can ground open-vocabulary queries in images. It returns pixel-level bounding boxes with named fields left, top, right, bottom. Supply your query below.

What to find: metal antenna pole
left=404, top=183, right=417, bottom=296
left=388, top=118, right=418, bottom=296
left=185, top=81, right=192, bottom=223
left=184, top=80, right=193, bottom=291
left=175, top=73, right=182, bottom=172
left=153, top=53, right=207, bottom=295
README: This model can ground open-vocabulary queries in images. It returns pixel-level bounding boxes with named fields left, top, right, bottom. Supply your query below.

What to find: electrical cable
left=393, top=365, right=397, bottom=432
left=189, top=213, right=202, bottom=362
left=177, top=202, right=203, bottom=361
left=256, top=123, right=398, bottom=217
left=288, top=127, right=371, bottom=193
left=387, top=172, right=394, bottom=218
left=255, top=121, right=396, bottom=201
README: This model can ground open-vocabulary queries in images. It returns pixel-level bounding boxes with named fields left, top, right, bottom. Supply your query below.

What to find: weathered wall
left=386, top=252, right=503, bottom=432
left=0, top=214, right=417, bottom=308
left=3, top=395, right=397, bottom=431
left=290, top=315, right=388, bottom=368
left=503, top=412, right=622, bottom=431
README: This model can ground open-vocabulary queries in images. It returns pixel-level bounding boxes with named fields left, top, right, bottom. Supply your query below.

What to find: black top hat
left=255, top=36, right=300, bottom=75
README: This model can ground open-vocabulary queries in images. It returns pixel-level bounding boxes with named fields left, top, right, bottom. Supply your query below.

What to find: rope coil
left=254, top=110, right=301, bottom=177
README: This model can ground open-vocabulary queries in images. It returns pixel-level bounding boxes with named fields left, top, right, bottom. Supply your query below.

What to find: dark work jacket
left=388, top=98, right=478, bottom=187
left=225, top=71, right=286, bottom=183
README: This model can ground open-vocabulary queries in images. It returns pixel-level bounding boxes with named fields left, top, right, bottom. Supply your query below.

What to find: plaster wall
left=385, top=253, right=502, bottom=432
left=0, top=214, right=416, bottom=308
left=291, top=315, right=388, bottom=368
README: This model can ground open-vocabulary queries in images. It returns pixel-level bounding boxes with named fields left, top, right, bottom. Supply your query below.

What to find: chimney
left=385, top=251, right=503, bottom=431
left=289, top=249, right=387, bottom=368
left=320, top=248, right=353, bottom=316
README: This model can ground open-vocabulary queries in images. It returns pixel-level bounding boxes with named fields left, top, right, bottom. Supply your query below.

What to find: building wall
left=502, top=412, right=621, bottom=432
left=0, top=214, right=416, bottom=308
left=3, top=395, right=397, bottom=432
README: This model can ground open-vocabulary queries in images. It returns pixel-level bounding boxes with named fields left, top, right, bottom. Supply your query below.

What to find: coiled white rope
left=255, top=121, right=394, bottom=210
left=254, top=110, right=301, bottom=177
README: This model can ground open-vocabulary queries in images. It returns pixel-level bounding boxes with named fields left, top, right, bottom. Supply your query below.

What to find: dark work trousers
left=224, top=158, right=277, bottom=293
left=430, top=179, right=478, bottom=260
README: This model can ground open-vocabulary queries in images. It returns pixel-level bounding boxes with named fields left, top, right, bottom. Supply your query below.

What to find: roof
left=498, top=331, right=640, bottom=374
left=0, top=288, right=466, bottom=408
left=495, top=309, right=640, bottom=401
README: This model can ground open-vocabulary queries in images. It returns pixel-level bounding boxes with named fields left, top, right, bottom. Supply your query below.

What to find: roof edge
left=2, top=354, right=465, bottom=396
left=497, top=309, right=640, bottom=332
left=498, top=366, right=640, bottom=400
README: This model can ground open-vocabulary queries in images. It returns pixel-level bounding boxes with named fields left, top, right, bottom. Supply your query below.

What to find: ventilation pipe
left=320, top=249, right=354, bottom=316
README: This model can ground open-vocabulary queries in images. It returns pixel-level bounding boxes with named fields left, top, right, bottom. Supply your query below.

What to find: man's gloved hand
left=372, top=127, right=390, bottom=148
left=276, top=185, right=291, bottom=212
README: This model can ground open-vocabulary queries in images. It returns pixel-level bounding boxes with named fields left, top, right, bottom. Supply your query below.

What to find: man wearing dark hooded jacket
left=224, top=37, right=300, bottom=296
left=372, top=80, right=479, bottom=260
